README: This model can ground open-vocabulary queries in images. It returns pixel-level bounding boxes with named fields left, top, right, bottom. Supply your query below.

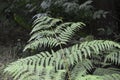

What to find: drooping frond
left=74, top=65, right=120, bottom=80
left=105, top=51, right=120, bottom=65
left=71, top=59, right=93, bottom=80
left=4, top=40, right=120, bottom=80
left=24, top=37, right=60, bottom=51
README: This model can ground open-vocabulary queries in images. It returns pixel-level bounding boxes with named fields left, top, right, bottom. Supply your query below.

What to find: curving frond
left=105, top=51, right=120, bottom=65
left=29, top=22, right=73, bottom=42
left=71, top=59, right=93, bottom=80
left=24, top=37, right=62, bottom=51
left=4, top=40, right=120, bottom=80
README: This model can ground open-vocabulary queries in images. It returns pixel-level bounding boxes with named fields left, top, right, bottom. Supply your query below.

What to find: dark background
left=0, top=0, right=120, bottom=45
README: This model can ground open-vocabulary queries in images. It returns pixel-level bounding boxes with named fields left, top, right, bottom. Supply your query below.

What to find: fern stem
left=50, top=26, right=72, bottom=80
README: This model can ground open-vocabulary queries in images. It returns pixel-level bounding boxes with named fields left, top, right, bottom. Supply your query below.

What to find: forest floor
left=0, top=45, right=18, bottom=80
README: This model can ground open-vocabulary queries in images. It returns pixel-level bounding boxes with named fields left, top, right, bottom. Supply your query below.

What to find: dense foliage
left=0, top=0, right=120, bottom=80
left=4, top=16, right=120, bottom=80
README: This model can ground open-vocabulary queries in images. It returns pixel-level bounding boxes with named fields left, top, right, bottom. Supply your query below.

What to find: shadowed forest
left=0, top=0, right=120, bottom=80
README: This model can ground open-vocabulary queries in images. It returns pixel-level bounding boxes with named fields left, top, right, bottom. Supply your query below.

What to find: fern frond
left=24, top=16, right=85, bottom=51
left=55, top=22, right=73, bottom=32
left=53, top=70, right=66, bottom=80
left=58, top=22, right=85, bottom=42
left=29, top=30, right=57, bottom=41
left=32, top=16, right=48, bottom=27
left=24, top=37, right=64, bottom=51
left=75, top=74, right=120, bottom=80
left=79, top=0, right=93, bottom=10
left=75, top=75, right=103, bottom=80
left=5, top=40, right=120, bottom=80
left=29, top=22, right=73, bottom=42
left=93, top=68, right=120, bottom=75
left=71, top=59, right=93, bottom=80
left=105, top=51, right=120, bottom=65
left=31, top=17, right=62, bottom=34
left=102, top=74, right=120, bottom=80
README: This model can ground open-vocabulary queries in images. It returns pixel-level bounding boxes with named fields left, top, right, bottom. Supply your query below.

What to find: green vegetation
left=0, top=0, right=120, bottom=80
left=4, top=16, right=120, bottom=80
